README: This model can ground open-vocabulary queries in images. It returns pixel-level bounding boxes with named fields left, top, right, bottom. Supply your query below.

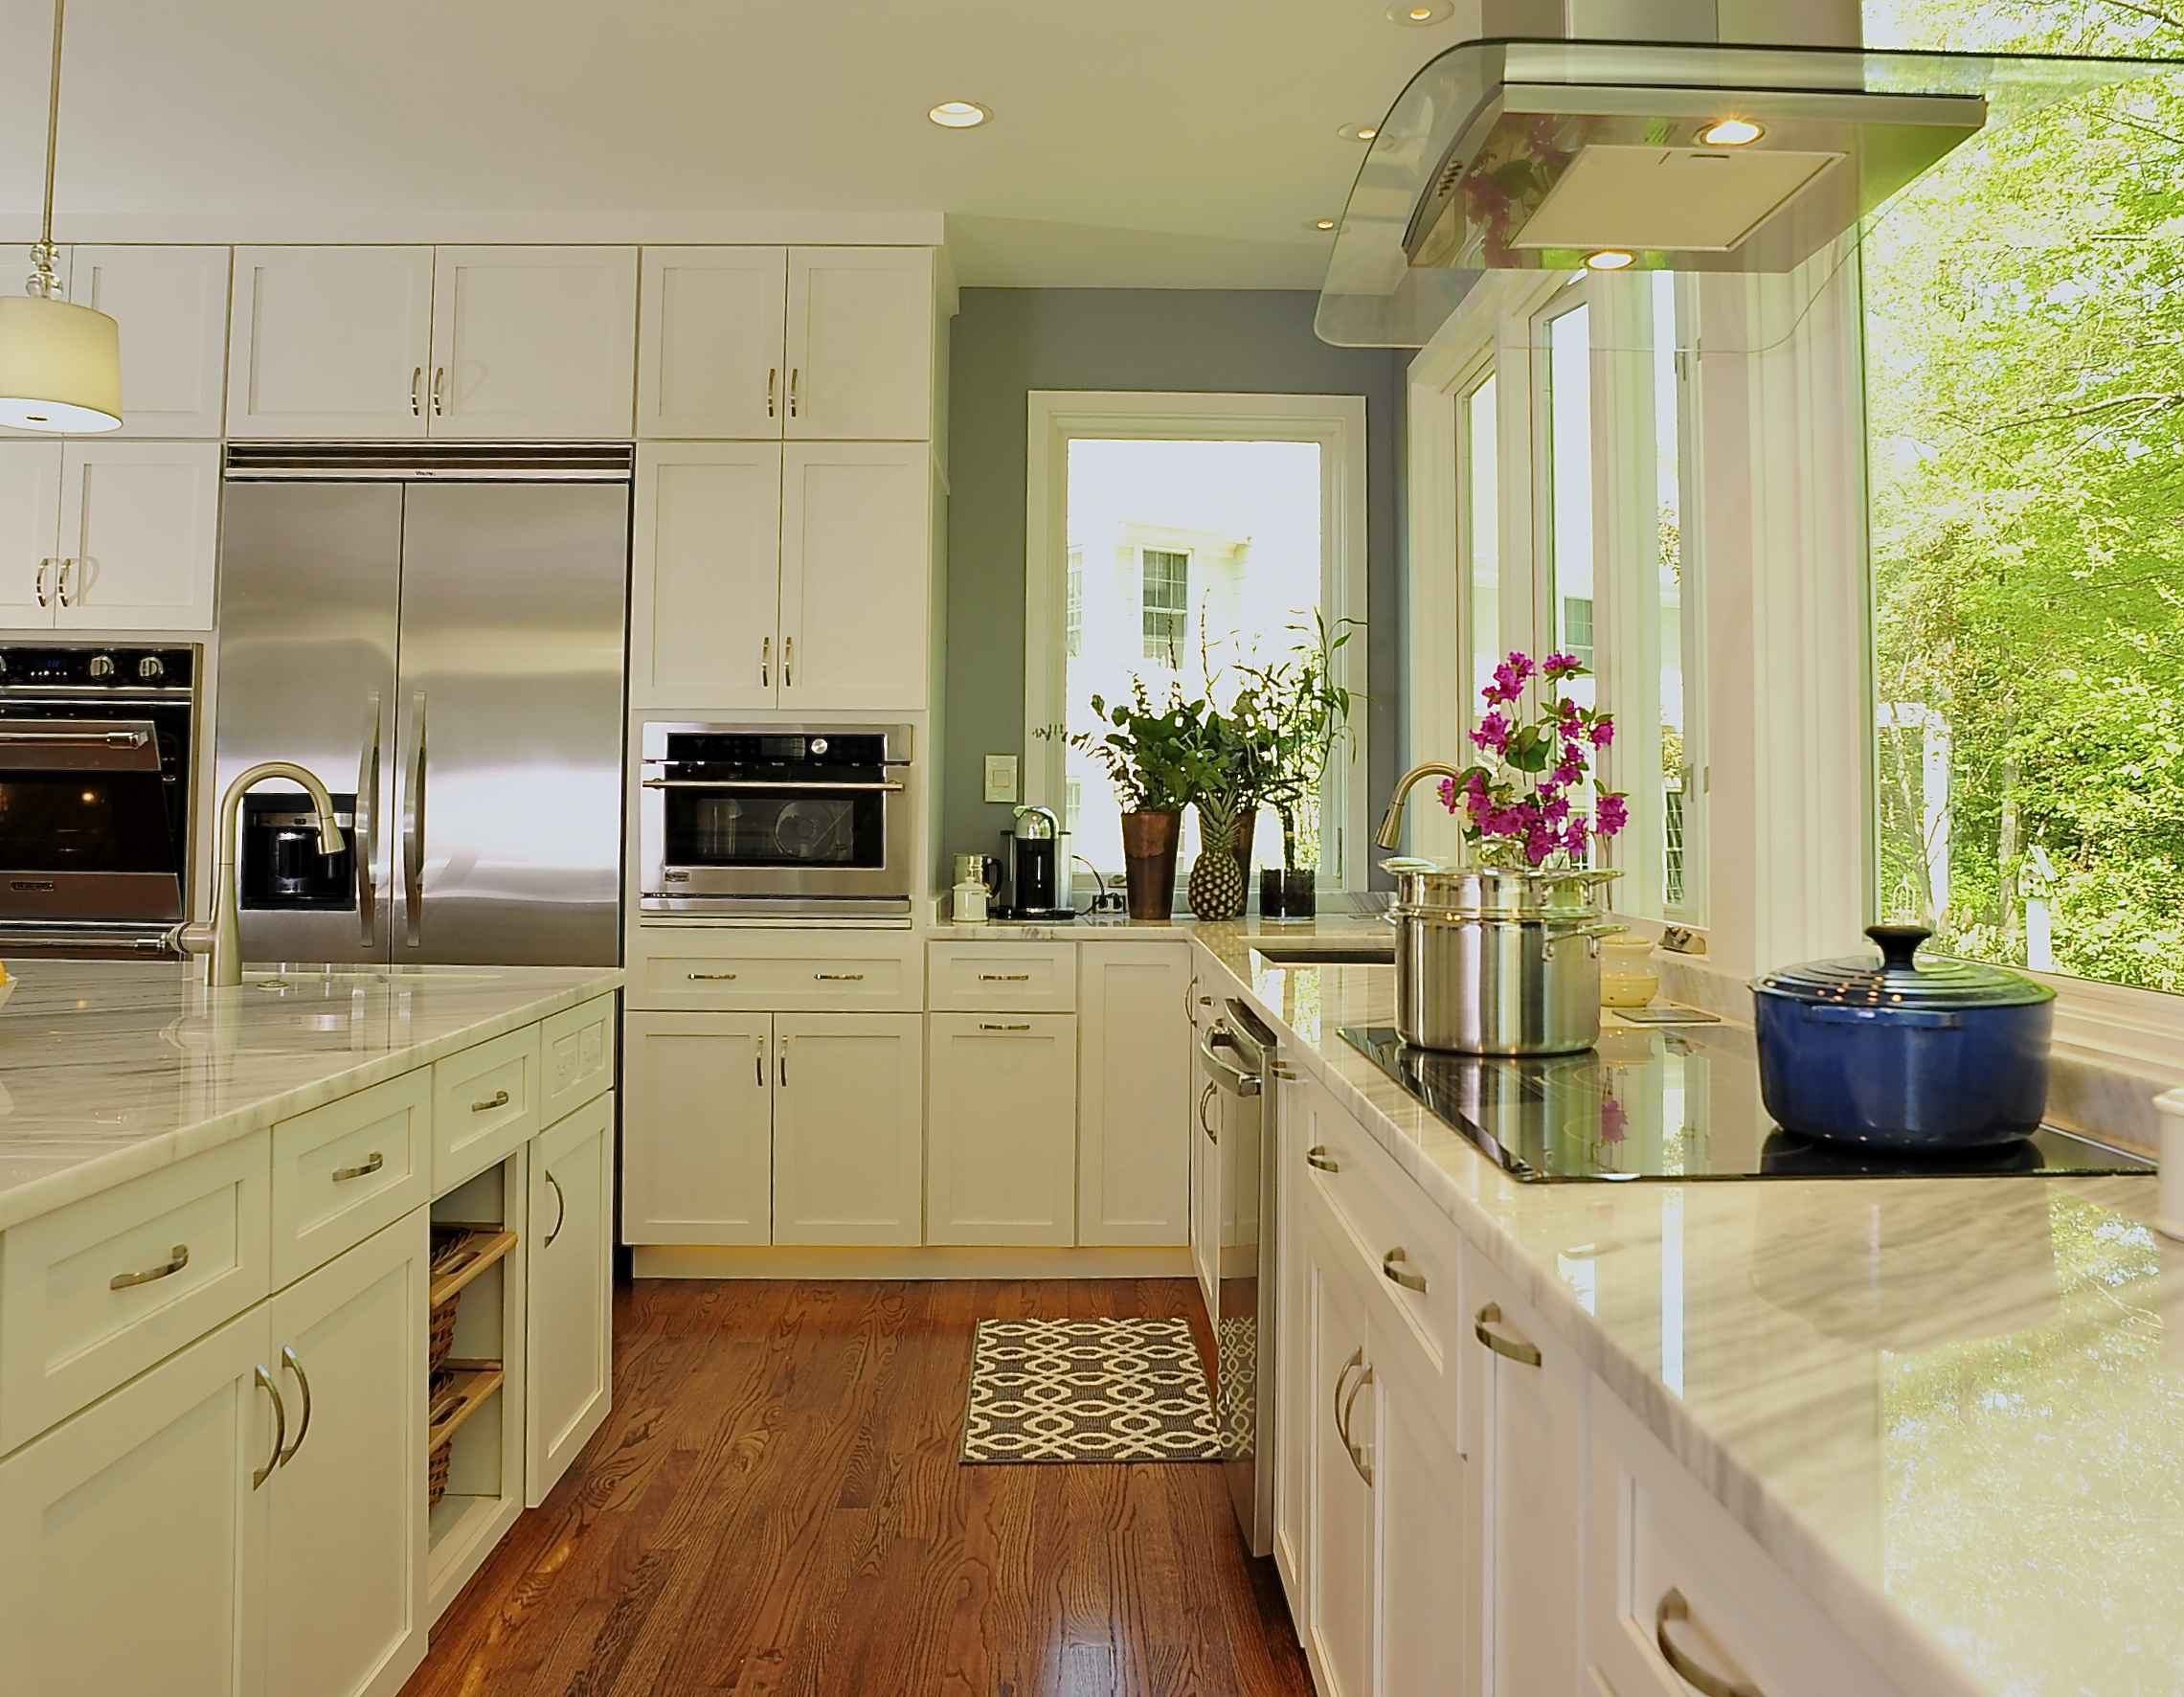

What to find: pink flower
left=1564, top=815, right=1591, bottom=854
left=1596, top=794, right=1629, bottom=837
left=1436, top=776, right=1457, bottom=812
left=1542, top=793, right=1571, bottom=826
left=1589, top=717, right=1615, bottom=750
left=1542, top=651, right=1583, bottom=679
left=1470, top=712, right=1512, bottom=755
left=1552, top=757, right=1585, bottom=787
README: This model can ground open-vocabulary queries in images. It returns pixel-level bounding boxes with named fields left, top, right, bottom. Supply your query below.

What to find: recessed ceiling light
left=1339, top=122, right=1380, bottom=143
left=927, top=101, right=990, bottom=129
left=1699, top=118, right=1765, bottom=147
left=1386, top=0, right=1452, bottom=23
left=1310, top=217, right=1339, bottom=232
left=1586, top=250, right=1636, bottom=271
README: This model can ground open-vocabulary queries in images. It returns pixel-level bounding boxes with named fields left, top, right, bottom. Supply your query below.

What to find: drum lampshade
left=0, top=294, right=122, bottom=432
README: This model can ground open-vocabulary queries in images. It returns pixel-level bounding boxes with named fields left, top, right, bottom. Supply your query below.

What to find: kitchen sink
left=1250, top=943, right=1395, bottom=966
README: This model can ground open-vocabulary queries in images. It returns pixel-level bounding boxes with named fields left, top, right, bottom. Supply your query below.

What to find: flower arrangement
left=1437, top=649, right=1627, bottom=868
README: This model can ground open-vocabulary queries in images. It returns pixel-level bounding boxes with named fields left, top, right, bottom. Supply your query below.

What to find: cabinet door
left=55, top=440, right=219, bottom=629
left=637, top=246, right=787, bottom=439
left=528, top=1092, right=615, bottom=1502
left=784, top=247, right=933, bottom=440
left=428, top=247, right=639, bottom=439
left=1302, top=1199, right=1375, bottom=1697
left=72, top=245, right=231, bottom=438
left=1190, top=1066, right=1220, bottom=1319
left=779, top=442, right=928, bottom=711
left=1465, top=1242, right=1586, bottom=1697
left=1077, top=941, right=1191, bottom=1246
left=926, top=1012, right=1077, bottom=1247
left=629, top=441, right=782, bottom=710
left=621, top=1012, right=772, bottom=1245
left=0, top=440, right=61, bottom=624
left=1375, top=1310, right=1468, bottom=1697
left=1272, top=1078, right=1310, bottom=1622
left=773, top=1013, right=924, bottom=1246
left=227, top=247, right=434, bottom=439
left=0, top=1304, right=271, bottom=1697
left=264, top=1213, right=428, bottom=1697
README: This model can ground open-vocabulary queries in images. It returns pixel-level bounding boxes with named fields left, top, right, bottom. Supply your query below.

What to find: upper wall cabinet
left=0, top=441, right=218, bottom=630
left=637, top=246, right=933, bottom=441
left=227, top=246, right=638, bottom=440
left=0, top=246, right=230, bottom=441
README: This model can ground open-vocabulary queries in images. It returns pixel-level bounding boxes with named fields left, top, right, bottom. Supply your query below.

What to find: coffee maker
left=994, top=803, right=1075, bottom=921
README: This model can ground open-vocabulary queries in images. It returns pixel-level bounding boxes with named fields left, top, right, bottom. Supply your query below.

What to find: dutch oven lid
left=1754, top=925, right=2057, bottom=1010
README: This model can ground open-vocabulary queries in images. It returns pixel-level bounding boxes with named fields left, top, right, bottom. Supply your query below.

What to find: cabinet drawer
left=0, top=1130, right=271, bottom=1453
left=631, top=931, right=921, bottom=1011
left=541, top=992, right=618, bottom=1126
left=272, top=1068, right=430, bottom=1289
left=434, top=1026, right=543, bottom=1190
left=927, top=942, right=1075, bottom=1012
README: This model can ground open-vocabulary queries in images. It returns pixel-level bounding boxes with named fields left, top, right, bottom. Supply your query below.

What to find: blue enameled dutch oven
left=1751, top=925, right=2056, bottom=1151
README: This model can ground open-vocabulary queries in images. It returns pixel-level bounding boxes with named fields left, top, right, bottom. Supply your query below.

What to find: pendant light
left=0, top=0, right=121, bottom=433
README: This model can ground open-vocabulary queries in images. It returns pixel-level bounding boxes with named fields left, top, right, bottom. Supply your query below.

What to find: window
left=1065, top=550, right=1083, bottom=658
left=1140, top=547, right=1190, bottom=667
left=1542, top=300, right=1596, bottom=713
left=1463, top=374, right=1500, bottom=713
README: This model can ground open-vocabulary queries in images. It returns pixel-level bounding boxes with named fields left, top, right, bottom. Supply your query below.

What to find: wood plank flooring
left=401, top=1278, right=1316, bottom=1697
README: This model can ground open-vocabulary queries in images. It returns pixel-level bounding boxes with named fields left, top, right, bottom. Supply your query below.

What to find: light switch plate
left=983, top=754, right=1019, bottom=804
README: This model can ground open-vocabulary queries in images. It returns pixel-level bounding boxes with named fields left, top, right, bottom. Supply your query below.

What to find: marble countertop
left=0, top=960, right=623, bottom=1232
left=1187, top=930, right=2181, bottom=1697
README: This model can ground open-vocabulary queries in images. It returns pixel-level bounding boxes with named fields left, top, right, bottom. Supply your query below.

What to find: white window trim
left=1023, top=390, right=1372, bottom=892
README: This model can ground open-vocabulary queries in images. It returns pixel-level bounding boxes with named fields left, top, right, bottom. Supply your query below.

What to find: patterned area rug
left=960, top=1318, right=1221, bottom=1463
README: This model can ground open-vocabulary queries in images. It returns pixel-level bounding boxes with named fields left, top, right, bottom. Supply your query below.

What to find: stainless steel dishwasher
left=1197, top=997, right=1280, bottom=1557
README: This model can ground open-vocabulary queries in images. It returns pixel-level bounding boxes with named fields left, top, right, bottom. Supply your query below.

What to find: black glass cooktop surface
left=1337, top=1024, right=2152, bottom=1183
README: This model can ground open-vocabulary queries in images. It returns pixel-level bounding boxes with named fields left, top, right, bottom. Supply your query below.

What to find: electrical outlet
left=983, top=754, right=1019, bottom=804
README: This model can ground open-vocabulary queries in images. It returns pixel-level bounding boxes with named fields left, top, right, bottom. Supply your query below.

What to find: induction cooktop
left=1337, top=1024, right=2152, bottom=1183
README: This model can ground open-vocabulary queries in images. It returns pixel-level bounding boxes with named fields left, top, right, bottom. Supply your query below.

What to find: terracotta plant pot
left=1119, top=811, right=1182, bottom=920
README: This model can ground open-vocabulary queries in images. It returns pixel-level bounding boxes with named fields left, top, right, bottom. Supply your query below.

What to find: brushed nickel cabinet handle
left=979, top=973, right=1031, bottom=982
left=411, top=366, right=423, bottom=417
left=1383, top=1248, right=1429, bottom=1294
left=1333, top=1351, right=1362, bottom=1450
left=979, top=1021, right=1030, bottom=1032
left=778, top=1045, right=788, bottom=1088
left=544, top=1171, right=567, bottom=1248
left=788, top=366, right=799, bottom=418
left=1474, top=1301, right=1542, bottom=1368
left=1341, top=1363, right=1375, bottom=1485
left=687, top=971, right=739, bottom=981
left=760, top=635, right=770, bottom=688
left=254, top=1365, right=286, bottom=1489
left=431, top=366, right=445, bottom=417
left=754, top=1036, right=766, bottom=1086
left=111, top=1244, right=189, bottom=1290
left=34, top=557, right=51, bottom=607
left=331, top=1151, right=384, bottom=1183
left=783, top=634, right=794, bottom=688
left=279, top=1346, right=312, bottom=1465
left=767, top=367, right=777, bottom=419
left=1306, top=1146, right=1340, bottom=1172
left=471, top=1089, right=510, bottom=1113
left=56, top=556, right=74, bottom=606
left=814, top=971, right=863, bottom=982
left=1199, top=1080, right=1218, bottom=1143
left=1656, top=1590, right=1763, bottom=1697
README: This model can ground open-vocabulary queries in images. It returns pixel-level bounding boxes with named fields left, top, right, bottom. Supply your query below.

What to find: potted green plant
left=1230, top=614, right=1361, bottom=921
left=1054, top=682, right=1209, bottom=919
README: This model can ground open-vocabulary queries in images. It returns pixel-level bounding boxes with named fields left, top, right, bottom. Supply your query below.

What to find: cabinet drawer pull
left=1474, top=1301, right=1542, bottom=1368
left=779, top=1044, right=789, bottom=1088
left=1655, top=1590, right=1763, bottom=1697
left=471, top=1089, right=510, bottom=1113
left=760, top=635, right=770, bottom=688
left=279, top=1346, right=313, bottom=1465
left=56, top=557, right=76, bottom=606
left=1199, top=1080, right=1219, bottom=1143
left=783, top=635, right=794, bottom=688
left=1382, top=1248, right=1429, bottom=1294
left=979, top=972, right=1032, bottom=982
left=687, top=971, right=738, bottom=981
left=331, top=1151, right=384, bottom=1183
left=788, top=366, right=799, bottom=418
left=767, top=367, right=777, bottom=419
left=411, top=366, right=423, bottom=417
left=111, top=1244, right=190, bottom=1290
left=1332, top=1349, right=1362, bottom=1448
left=755, top=1037, right=766, bottom=1086
left=254, top=1364, right=286, bottom=1489
left=431, top=366, right=446, bottom=416
left=1306, top=1145, right=1340, bottom=1172
left=815, top=971, right=864, bottom=982
left=1334, top=1350, right=1374, bottom=1485
left=979, top=1022, right=1031, bottom=1032
left=34, top=557, right=52, bottom=608
left=544, top=1171, right=567, bottom=1248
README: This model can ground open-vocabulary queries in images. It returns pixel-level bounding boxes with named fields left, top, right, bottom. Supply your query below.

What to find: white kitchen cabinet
left=74, top=246, right=232, bottom=438
left=54, top=440, right=221, bottom=629
left=1190, top=1056, right=1220, bottom=1316
left=227, top=247, right=436, bottom=439
left=926, top=1012, right=1078, bottom=1246
left=0, top=1303, right=270, bottom=1697
left=1302, top=1196, right=1376, bottom=1697
left=1464, top=1238, right=1587, bottom=1697
left=784, top=248, right=934, bottom=441
left=621, top=1012, right=773, bottom=1245
left=772, top=1013, right=924, bottom=1246
left=778, top=441, right=929, bottom=710
left=628, top=441, right=782, bottom=710
left=1375, top=1289, right=1469, bottom=1697
left=263, top=1213, right=428, bottom=1697
left=1077, top=941, right=1192, bottom=1246
left=0, top=440, right=61, bottom=623
left=427, top=247, right=638, bottom=439
left=1273, top=1077, right=1311, bottom=1618
left=637, top=247, right=788, bottom=439
left=527, top=1093, right=615, bottom=1504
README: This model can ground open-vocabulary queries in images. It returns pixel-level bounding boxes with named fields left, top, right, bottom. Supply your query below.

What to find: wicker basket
left=427, top=1440, right=453, bottom=1509
left=428, top=1296, right=462, bottom=1373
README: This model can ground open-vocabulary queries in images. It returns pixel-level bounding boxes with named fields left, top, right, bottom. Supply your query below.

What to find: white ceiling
left=0, top=0, right=1482, bottom=287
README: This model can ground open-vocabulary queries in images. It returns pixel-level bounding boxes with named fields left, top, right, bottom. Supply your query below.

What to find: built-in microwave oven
left=639, top=723, right=913, bottom=919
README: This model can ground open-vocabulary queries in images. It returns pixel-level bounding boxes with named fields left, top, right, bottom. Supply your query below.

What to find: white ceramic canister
left=1598, top=935, right=1660, bottom=1008
left=952, top=879, right=988, bottom=923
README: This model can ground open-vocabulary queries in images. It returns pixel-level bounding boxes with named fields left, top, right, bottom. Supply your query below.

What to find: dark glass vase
left=1259, top=866, right=1317, bottom=922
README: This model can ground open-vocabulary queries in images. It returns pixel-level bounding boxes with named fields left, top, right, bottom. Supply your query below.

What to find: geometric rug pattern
left=959, top=1317, right=1221, bottom=1463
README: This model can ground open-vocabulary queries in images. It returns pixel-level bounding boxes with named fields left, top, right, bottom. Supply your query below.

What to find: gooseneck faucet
left=1374, top=762, right=1471, bottom=852
left=177, top=762, right=346, bottom=987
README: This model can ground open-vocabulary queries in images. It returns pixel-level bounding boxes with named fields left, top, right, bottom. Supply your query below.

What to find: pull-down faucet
left=1374, top=762, right=1470, bottom=852
left=175, top=762, right=346, bottom=987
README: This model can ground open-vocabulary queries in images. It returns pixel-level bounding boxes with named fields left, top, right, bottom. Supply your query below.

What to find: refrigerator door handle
left=402, top=690, right=427, bottom=947
left=356, top=692, right=381, bottom=949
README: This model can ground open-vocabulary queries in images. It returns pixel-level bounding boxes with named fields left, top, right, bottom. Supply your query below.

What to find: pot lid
left=1754, top=925, right=2055, bottom=1010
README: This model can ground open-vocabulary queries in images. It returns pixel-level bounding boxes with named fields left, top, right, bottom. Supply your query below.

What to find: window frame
left=1023, top=390, right=1371, bottom=894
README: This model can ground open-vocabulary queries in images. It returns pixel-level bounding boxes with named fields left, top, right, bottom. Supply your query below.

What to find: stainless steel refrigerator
left=214, top=445, right=629, bottom=967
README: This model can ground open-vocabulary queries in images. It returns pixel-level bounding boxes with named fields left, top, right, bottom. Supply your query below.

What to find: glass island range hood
left=1317, top=37, right=2177, bottom=347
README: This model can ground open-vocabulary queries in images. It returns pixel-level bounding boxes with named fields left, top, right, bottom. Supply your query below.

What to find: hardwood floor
left=402, top=1278, right=1316, bottom=1697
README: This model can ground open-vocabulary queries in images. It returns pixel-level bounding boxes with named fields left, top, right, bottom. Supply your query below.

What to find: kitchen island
left=0, top=958, right=622, bottom=1697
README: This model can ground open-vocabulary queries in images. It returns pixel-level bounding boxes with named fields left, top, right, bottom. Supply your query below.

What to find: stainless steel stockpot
left=1393, top=908, right=1620, bottom=1054
left=1389, top=864, right=1618, bottom=919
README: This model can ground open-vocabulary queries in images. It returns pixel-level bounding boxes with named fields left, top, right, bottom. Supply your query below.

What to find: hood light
left=1387, top=0, right=1452, bottom=22
left=1310, top=217, right=1340, bottom=232
left=1340, top=123, right=1380, bottom=143
left=1700, top=118, right=1765, bottom=147
left=927, top=101, right=990, bottom=129
left=1585, top=250, right=1636, bottom=271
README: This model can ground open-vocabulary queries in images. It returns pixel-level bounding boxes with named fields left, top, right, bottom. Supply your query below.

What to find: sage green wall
left=941, top=287, right=1408, bottom=887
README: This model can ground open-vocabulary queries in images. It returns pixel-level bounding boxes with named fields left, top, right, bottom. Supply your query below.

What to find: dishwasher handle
left=1198, top=1026, right=1262, bottom=1097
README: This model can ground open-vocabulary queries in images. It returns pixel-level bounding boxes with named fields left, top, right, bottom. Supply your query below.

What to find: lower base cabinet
left=1303, top=1199, right=1377, bottom=1697
left=528, top=1092, right=616, bottom=1505
left=926, top=1012, right=1077, bottom=1246
left=772, top=1013, right=923, bottom=1246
